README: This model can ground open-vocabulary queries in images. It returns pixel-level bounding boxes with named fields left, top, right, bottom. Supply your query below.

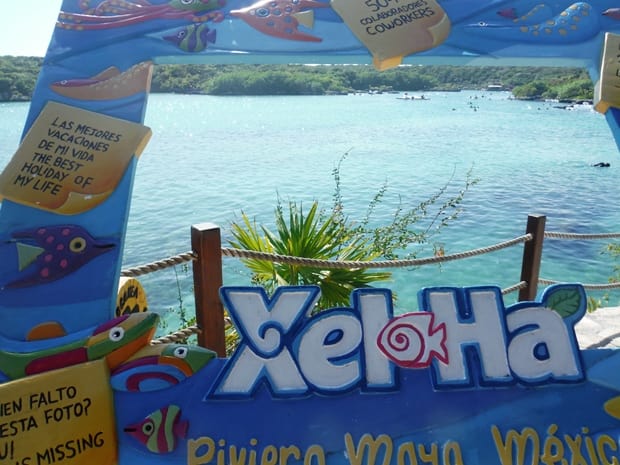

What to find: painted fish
left=509, top=4, right=554, bottom=25
left=0, top=312, right=159, bottom=381
left=230, top=0, right=330, bottom=42
left=377, top=312, right=448, bottom=369
left=464, top=3, right=601, bottom=45
left=50, top=61, right=153, bottom=101
left=124, top=404, right=188, bottom=454
left=164, top=23, right=217, bottom=52
left=111, top=343, right=217, bottom=391
left=603, top=8, right=620, bottom=20
left=51, top=66, right=121, bottom=88
left=6, top=224, right=116, bottom=289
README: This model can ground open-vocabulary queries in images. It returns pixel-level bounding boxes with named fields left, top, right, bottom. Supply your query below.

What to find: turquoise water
left=1, top=92, right=619, bottom=325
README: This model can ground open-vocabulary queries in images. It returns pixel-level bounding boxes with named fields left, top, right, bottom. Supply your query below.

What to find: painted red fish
left=603, top=8, right=620, bottom=20
left=124, top=404, right=188, bottom=454
left=230, top=0, right=330, bottom=42
left=377, top=312, right=448, bottom=369
left=496, top=8, right=517, bottom=19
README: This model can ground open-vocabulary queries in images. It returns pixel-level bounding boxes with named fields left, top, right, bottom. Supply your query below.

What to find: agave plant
left=229, top=200, right=391, bottom=310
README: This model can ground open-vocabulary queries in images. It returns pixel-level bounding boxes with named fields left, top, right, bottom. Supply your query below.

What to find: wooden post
left=518, top=214, right=546, bottom=302
left=191, top=223, right=226, bottom=356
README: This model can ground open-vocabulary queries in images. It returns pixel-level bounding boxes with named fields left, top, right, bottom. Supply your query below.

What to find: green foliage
left=205, top=67, right=350, bottom=95
left=168, top=64, right=592, bottom=96
left=171, top=264, right=195, bottom=328
left=511, top=80, right=550, bottom=99
left=511, top=71, right=592, bottom=100
left=584, top=242, right=620, bottom=312
left=370, top=177, right=476, bottom=258
left=607, top=243, right=620, bottom=275
left=605, top=243, right=620, bottom=292
left=229, top=200, right=392, bottom=310
left=331, top=156, right=479, bottom=260
left=229, top=154, right=478, bottom=310
left=151, top=64, right=219, bottom=93
left=160, top=264, right=198, bottom=343
left=0, top=56, right=595, bottom=101
left=554, top=79, right=594, bottom=101
left=0, top=56, right=42, bottom=101
left=587, top=296, right=603, bottom=313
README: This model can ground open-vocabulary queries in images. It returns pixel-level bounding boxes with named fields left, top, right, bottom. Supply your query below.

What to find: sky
left=0, top=1, right=63, bottom=56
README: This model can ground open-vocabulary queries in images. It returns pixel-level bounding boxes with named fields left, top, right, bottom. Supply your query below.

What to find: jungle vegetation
left=0, top=56, right=42, bottom=102
left=0, top=55, right=593, bottom=102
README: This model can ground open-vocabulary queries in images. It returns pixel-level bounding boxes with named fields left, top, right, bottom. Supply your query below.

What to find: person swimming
left=592, top=162, right=611, bottom=167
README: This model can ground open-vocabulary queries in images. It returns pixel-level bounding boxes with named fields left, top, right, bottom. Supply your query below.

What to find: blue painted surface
left=1, top=2, right=620, bottom=464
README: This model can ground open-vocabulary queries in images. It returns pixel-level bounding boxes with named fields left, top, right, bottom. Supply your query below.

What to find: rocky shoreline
left=576, top=306, right=620, bottom=349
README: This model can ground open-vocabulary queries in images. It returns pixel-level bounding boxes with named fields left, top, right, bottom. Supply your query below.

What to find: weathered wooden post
left=191, top=223, right=226, bottom=356
left=518, top=214, right=546, bottom=302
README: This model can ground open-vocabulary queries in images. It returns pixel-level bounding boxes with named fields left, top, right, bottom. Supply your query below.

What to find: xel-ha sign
left=211, top=284, right=585, bottom=399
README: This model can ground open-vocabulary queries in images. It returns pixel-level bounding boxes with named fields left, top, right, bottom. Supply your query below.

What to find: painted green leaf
left=545, top=288, right=583, bottom=318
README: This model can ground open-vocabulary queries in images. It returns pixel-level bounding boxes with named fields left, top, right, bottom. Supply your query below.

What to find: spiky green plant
left=229, top=200, right=391, bottom=310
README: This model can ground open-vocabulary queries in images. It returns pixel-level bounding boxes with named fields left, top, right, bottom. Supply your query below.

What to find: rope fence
left=121, top=216, right=620, bottom=351
left=221, top=234, right=533, bottom=268
left=121, top=233, right=620, bottom=293
left=121, top=251, right=196, bottom=277
left=544, top=231, right=620, bottom=240
left=121, top=234, right=533, bottom=275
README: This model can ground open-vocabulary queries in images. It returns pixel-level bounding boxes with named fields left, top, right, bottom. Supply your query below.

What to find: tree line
left=0, top=56, right=593, bottom=102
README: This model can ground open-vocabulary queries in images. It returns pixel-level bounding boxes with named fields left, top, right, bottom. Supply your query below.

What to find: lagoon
left=1, top=91, right=619, bottom=328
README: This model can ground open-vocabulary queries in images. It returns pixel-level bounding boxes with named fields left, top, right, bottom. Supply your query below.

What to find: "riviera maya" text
left=187, top=424, right=620, bottom=465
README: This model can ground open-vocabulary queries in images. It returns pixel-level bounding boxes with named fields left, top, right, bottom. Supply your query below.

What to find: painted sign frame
left=1, top=1, right=620, bottom=464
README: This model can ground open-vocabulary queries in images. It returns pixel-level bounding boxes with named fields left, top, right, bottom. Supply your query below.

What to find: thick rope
left=121, top=252, right=196, bottom=277
left=538, top=279, right=620, bottom=290
left=151, top=325, right=201, bottom=344
left=120, top=230, right=620, bottom=276
left=545, top=231, right=620, bottom=240
left=501, top=281, right=527, bottom=295
left=119, top=231, right=620, bottom=299
left=220, top=234, right=532, bottom=269
left=120, top=235, right=532, bottom=276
